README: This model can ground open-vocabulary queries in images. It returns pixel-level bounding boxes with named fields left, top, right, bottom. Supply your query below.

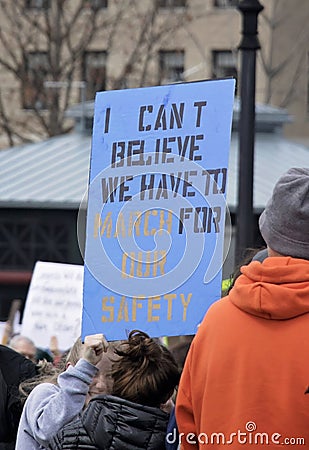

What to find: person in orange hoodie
left=176, top=167, right=309, bottom=449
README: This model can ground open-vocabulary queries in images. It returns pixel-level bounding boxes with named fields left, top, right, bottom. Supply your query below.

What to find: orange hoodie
left=176, top=257, right=309, bottom=449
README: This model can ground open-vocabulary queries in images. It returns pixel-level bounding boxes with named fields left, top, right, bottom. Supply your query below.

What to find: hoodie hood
left=229, top=256, right=309, bottom=319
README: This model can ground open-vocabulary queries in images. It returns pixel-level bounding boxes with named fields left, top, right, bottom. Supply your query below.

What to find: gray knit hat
left=259, top=168, right=309, bottom=260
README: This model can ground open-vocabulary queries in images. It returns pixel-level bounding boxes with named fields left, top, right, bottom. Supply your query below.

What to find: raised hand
left=82, top=334, right=108, bottom=366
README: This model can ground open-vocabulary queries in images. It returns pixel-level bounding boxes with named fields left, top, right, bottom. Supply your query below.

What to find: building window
left=83, top=0, right=108, bottom=9
left=25, top=0, right=51, bottom=9
left=23, top=52, right=49, bottom=110
left=83, top=51, right=107, bottom=100
left=214, top=0, right=238, bottom=8
left=212, top=50, right=238, bottom=80
left=159, top=50, right=184, bottom=85
left=158, top=0, right=187, bottom=7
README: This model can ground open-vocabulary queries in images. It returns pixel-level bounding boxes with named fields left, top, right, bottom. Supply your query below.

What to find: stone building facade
left=0, top=0, right=308, bottom=148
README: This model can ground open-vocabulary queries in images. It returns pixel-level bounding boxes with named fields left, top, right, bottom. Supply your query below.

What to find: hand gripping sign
left=80, top=78, right=235, bottom=341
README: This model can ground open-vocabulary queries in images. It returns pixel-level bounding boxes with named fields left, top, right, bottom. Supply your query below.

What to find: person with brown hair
left=50, top=330, right=180, bottom=450
left=15, top=333, right=108, bottom=450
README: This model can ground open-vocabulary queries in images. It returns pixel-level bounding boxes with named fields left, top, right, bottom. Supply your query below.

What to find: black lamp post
left=235, top=0, right=264, bottom=264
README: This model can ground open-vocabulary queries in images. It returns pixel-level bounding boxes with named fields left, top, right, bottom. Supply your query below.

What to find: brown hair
left=111, top=330, right=180, bottom=408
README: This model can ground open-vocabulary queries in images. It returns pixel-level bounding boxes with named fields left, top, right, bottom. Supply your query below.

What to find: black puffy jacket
left=49, top=394, right=170, bottom=450
left=0, top=345, right=37, bottom=450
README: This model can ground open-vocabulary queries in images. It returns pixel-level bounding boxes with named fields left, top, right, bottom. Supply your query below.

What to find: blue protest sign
left=82, top=78, right=235, bottom=341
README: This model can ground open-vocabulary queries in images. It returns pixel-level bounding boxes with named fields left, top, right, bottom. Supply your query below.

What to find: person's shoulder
left=29, top=380, right=58, bottom=395
left=85, top=394, right=169, bottom=420
left=206, top=296, right=232, bottom=317
left=24, top=380, right=59, bottom=407
left=196, top=296, right=233, bottom=333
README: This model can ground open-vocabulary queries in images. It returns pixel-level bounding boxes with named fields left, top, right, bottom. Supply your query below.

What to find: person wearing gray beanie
left=176, top=168, right=309, bottom=450
left=259, top=167, right=309, bottom=260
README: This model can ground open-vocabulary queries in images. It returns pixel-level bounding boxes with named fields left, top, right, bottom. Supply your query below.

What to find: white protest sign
left=21, top=261, right=83, bottom=351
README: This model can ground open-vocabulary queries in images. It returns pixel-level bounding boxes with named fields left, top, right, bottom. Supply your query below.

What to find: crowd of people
left=0, top=167, right=308, bottom=449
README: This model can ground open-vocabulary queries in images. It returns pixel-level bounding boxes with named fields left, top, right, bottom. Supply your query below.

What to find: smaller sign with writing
left=21, top=261, right=83, bottom=351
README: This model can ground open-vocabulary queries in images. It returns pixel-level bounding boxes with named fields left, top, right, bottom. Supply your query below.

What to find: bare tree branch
left=0, top=88, right=14, bottom=147
left=0, top=0, right=205, bottom=147
left=259, top=1, right=309, bottom=105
